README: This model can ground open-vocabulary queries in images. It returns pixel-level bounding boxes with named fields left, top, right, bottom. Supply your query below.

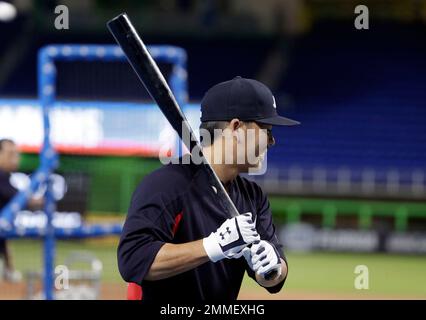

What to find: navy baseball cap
left=200, top=76, right=300, bottom=126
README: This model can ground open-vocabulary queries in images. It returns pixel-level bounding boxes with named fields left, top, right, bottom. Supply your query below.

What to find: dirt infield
left=1, top=281, right=423, bottom=300
left=0, top=282, right=26, bottom=300
left=0, top=281, right=127, bottom=300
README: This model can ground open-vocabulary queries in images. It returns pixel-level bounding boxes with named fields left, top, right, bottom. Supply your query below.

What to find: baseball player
left=0, top=139, right=43, bottom=282
left=118, top=76, right=300, bottom=300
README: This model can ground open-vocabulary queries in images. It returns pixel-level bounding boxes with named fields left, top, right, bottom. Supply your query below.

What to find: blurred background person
left=0, top=138, right=43, bottom=282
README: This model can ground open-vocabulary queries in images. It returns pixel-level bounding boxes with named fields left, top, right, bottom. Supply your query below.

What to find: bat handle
left=249, top=240, right=280, bottom=281
left=263, top=269, right=279, bottom=281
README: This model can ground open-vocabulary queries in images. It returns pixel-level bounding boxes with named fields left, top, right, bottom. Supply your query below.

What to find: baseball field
left=2, top=231, right=425, bottom=300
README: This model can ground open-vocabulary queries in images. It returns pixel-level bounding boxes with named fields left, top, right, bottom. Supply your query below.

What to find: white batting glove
left=203, top=212, right=260, bottom=262
left=242, top=240, right=282, bottom=279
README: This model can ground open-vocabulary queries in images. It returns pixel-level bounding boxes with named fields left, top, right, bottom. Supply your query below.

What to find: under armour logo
left=220, top=227, right=232, bottom=240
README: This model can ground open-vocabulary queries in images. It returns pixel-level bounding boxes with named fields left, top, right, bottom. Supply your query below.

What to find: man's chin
left=238, top=160, right=262, bottom=173
left=247, top=153, right=267, bottom=175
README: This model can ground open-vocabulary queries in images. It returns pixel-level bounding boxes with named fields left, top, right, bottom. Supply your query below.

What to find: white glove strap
left=203, top=232, right=226, bottom=262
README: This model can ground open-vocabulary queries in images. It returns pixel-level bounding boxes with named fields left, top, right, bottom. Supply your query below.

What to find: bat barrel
left=107, top=14, right=198, bottom=153
left=107, top=14, right=240, bottom=217
left=107, top=14, right=169, bottom=103
left=106, top=14, right=129, bottom=39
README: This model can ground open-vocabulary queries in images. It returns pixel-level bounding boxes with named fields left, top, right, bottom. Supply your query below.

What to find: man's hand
left=203, top=212, right=260, bottom=262
left=242, top=240, right=282, bottom=280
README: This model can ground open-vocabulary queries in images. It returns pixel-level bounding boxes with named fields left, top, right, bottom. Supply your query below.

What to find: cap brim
left=256, top=115, right=300, bottom=126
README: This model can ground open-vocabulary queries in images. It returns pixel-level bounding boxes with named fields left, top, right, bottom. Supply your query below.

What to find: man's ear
left=229, top=119, right=241, bottom=130
left=229, top=119, right=243, bottom=139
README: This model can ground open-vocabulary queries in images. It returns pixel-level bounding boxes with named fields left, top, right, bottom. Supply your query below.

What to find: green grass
left=8, top=239, right=122, bottom=283
left=242, top=251, right=426, bottom=298
left=8, top=239, right=426, bottom=298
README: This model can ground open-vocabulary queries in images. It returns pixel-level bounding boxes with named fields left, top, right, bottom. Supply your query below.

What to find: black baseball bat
left=107, top=13, right=239, bottom=219
left=107, top=13, right=278, bottom=280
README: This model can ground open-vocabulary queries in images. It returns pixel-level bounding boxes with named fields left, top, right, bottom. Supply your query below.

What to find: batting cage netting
left=0, top=44, right=190, bottom=299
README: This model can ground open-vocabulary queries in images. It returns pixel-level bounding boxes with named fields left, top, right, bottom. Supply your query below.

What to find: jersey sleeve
left=245, top=182, right=288, bottom=293
left=0, top=172, right=18, bottom=204
left=117, top=172, right=183, bottom=286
